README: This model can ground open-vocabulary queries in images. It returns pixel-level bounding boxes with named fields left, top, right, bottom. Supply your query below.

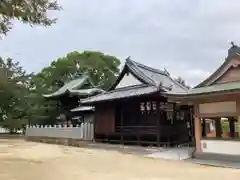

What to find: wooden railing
left=115, top=124, right=188, bottom=136
left=116, top=126, right=158, bottom=135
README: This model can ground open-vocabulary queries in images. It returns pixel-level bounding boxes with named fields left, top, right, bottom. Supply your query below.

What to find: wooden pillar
left=229, top=118, right=235, bottom=138
left=120, top=107, right=123, bottom=144
left=215, top=118, right=222, bottom=138
left=156, top=101, right=160, bottom=147
left=93, top=105, right=97, bottom=142
left=172, top=103, right=176, bottom=125
left=190, top=106, right=194, bottom=142
left=194, top=116, right=202, bottom=153
left=201, top=118, right=206, bottom=137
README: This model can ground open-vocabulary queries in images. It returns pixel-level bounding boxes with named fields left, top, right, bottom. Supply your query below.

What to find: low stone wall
left=26, top=123, right=94, bottom=141
left=26, top=136, right=92, bottom=147
left=0, top=134, right=23, bottom=139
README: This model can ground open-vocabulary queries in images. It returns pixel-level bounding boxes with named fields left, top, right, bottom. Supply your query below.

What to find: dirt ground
left=0, top=139, right=240, bottom=180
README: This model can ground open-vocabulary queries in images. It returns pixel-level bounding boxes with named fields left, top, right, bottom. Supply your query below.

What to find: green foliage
left=175, top=77, right=191, bottom=89
left=0, top=51, right=121, bottom=128
left=34, top=51, right=121, bottom=91
left=0, top=57, right=31, bottom=132
left=0, top=0, right=61, bottom=35
left=30, top=51, right=121, bottom=125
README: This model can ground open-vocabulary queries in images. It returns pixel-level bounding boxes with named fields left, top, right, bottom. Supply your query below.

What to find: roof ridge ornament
left=230, top=41, right=238, bottom=48
left=158, top=82, right=163, bottom=89
left=167, top=84, right=173, bottom=91
left=158, top=81, right=173, bottom=91
left=126, top=56, right=131, bottom=62
left=227, top=41, right=240, bottom=58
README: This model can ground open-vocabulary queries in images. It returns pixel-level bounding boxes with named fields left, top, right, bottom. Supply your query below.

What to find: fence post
left=80, top=123, right=83, bottom=140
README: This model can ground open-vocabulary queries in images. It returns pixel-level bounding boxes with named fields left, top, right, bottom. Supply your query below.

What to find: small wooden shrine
left=43, top=74, right=104, bottom=124
left=82, top=58, right=194, bottom=146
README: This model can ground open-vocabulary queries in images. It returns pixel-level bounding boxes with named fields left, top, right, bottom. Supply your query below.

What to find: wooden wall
left=215, top=66, right=240, bottom=84
left=203, top=57, right=240, bottom=86
left=94, top=103, right=115, bottom=134
left=193, top=94, right=240, bottom=118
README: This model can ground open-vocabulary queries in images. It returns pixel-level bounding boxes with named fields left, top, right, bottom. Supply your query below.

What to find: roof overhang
left=71, top=106, right=95, bottom=112
left=81, top=85, right=161, bottom=105
left=165, top=88, right=240, bottom=105
left=43, top=88, right=105, bottom=99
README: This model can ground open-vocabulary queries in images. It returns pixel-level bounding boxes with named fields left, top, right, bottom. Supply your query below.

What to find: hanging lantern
left=152, top=101, right=156, bottom=111
left=180, top=111, right=184, bottom=120
left=176, top=112, right=180, bottom=120
left=140, top=102, right=145, bottom=112
left=167, top=113, right=172, bottom=121
left=159, top=102, right=165, bottom=111
left=146, top=102, right=151, bottom=111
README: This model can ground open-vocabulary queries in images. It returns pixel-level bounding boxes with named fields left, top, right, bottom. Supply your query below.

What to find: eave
left=81, top=84, right=160, bottom=105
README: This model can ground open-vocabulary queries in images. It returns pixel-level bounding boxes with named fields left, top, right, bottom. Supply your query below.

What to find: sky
left=1, top=0, right=240, bottom=86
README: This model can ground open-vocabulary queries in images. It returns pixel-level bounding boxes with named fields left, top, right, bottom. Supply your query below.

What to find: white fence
left=0, top=128, right=9, bottom=133
left=26, top=123, right=94, bottom=141
left=0, top=128, right=22, bottom=134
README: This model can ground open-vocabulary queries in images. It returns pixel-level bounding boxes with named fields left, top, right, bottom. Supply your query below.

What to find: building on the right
left=183, top=43, right=240, bottom=161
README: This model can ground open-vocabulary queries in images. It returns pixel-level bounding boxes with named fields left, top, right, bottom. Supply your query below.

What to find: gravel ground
left=0, top=139, right=240, bottom=180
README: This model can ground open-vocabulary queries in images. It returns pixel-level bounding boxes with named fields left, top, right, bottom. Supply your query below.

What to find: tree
left=29, top=51, right=121, bottom=125
left=0, top=51, right=121, bottom=129
left=0, top=57, right=31, bottom=132
left=175, top=77, right=191, bottom=89
left=0, top=0, right=61, bottom=35
left=34, top=51, right=121, bottom=91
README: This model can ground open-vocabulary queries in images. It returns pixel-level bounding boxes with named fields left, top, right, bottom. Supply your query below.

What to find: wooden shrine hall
left=82, top=58, right=194, bottom=146
left=43, top=74, right=104, bottom=125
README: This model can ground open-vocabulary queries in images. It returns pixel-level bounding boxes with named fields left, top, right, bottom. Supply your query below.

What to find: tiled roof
left=189, top=81, right=240, bottom=95
left=81, top=58, right=189, bottom=104
left=165, top=81, right=240, bottom=96
left=126, top=59, right=188, bottom=93
left=81, top=84, right=158, bottom=104
left=195, top=45, right=240, bottom=88
left=43, top=75, right=104, bottom=98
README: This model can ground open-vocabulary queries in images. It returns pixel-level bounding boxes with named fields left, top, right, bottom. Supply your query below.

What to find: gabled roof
left=195, top=44, right=240, bottom=88
left=43, top=75, right=104, bottom=99
left=185, top=44, right=240, bottom=96
left=81, top=58, right=188, bottom=104
left=111, top=58, right=188, bottom=92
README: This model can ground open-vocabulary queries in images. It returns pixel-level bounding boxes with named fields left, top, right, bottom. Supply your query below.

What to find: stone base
left=25, top=136, right=92, bottom=147
left=194, top=152, right=240, bottom=162
left=0, top=134, right=23, bottom=139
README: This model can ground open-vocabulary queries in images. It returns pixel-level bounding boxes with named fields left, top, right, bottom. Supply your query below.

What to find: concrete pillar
left=194, top=116, right=202, bottom=153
